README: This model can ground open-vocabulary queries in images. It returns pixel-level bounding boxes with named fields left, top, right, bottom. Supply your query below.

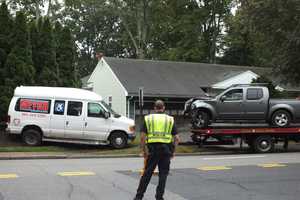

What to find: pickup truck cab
left=6, top=86, right=135, bottom=148
left=184, top=85, right=300, bottom=128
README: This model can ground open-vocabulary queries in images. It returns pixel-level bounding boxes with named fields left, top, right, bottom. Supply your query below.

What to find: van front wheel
left=109, top=132, right=127, bottom=149
left=22, top=129, right=42, bottom=146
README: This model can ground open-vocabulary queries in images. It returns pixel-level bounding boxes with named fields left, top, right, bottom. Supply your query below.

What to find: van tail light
left=5, top=115, right=11, bottom=124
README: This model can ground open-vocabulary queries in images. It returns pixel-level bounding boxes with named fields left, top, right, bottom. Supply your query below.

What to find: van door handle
left=66, top=121, right=69, bottom=126
left=85, top=122, right=87, bottom=127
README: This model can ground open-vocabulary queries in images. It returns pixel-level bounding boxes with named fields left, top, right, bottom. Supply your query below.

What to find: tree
left=6, top=0, right=63, bottom=20
left=35, top=17, right=58, bottom=86
left=0, top=2, right=13, bottom=120
left=1, top=11, right=35, bottom=119
left=148, top=0, right=205, bottom=62
left=0, top=2, right=13, bottom=82
left=245, top=0, right=300, bottom=84
left=55, top=22, right=79, bottom=87
left=220, top=1, right=271, bottom=67
left=63, top=0, right=125, bottom=75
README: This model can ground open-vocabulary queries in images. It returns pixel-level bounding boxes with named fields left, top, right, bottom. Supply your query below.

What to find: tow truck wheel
left=271, top=110, right=291, bottom=127
left=109, top=132, right=128, bottom=149
left=191, top=110, right=209, bottom=129
left=253, top=135, right=274, bottom=153
left=22, top=129, right=42, bottom=146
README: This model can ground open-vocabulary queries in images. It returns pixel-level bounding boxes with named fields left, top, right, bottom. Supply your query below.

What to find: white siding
left=87, top=58, right=128, bottom=116
left=212, top=70, right=259, bottom=89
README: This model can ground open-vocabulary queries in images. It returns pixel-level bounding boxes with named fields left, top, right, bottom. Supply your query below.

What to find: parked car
left=5, top=86, right=135, bottom=148
left=184, top=85, right=300, bottom=128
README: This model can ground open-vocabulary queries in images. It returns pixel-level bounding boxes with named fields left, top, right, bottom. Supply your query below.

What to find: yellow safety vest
left=144, top=113, right=174, bottom=144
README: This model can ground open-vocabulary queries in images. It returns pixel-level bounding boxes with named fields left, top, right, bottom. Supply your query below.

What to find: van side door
left=83, top=102, right=111, bottom=140
left=64, top=101, right=84, bottom=139
left=49, top=100, right=66, bottom=138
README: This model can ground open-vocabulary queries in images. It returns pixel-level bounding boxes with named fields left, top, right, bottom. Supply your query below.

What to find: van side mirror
left=220, top=95, right=226, bottom=102
left=104, top=111, right=110, bottom=119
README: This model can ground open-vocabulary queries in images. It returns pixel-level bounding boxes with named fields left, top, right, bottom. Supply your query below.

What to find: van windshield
left=100, top=100, right=119, bottom=117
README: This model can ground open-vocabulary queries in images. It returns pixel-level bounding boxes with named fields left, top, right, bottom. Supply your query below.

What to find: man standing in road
left=133, top=100, right=180, bottom=200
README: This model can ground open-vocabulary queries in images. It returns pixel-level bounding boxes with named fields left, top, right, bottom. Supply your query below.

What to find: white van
left=6, top=86, right=135, bottom=149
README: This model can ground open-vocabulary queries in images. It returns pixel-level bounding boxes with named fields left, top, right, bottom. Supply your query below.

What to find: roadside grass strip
left=198, top=166, right=232, bottom=171
left=58, top=171, right=96, bottom=176
left=258, top=163, right=287, bottom=168
left=0, top=173, right=18, bottom=179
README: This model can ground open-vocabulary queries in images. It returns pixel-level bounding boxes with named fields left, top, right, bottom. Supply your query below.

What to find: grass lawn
left=0, top=134, right=201, bottom=155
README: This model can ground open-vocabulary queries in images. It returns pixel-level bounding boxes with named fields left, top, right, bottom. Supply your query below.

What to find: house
left=82, top=57, right=272, bottom=120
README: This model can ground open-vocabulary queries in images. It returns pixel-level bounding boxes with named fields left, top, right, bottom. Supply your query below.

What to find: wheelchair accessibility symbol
left=55, top=103, right=64, bottom=113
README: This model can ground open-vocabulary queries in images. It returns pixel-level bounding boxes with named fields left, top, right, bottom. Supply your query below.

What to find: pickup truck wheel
left=271, top=110, right=291, bottom=127
left=109, top=132, right=127, bottom=149
left=22, top=129, right=42, bottom=146
left=253, top=135, right=274, bottom=153
left=192, top=110, right=209, bottom=129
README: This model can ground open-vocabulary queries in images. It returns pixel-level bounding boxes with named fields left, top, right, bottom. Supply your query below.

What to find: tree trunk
left=47, top=0, right=52, bottom=17
left=35, top=1, right=40, bottom=19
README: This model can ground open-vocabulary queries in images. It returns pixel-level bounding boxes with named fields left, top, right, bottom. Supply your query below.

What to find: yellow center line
left=258, top=163, right=287, bottom=168
left=58, top=171, right=96, bottom=176
left=198, top=166, right=232, bottom=171
left=0, top=174, right=18, bottom=179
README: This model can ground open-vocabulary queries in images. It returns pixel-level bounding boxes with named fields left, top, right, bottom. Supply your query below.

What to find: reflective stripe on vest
left=145, top=114, right=174, bottom=143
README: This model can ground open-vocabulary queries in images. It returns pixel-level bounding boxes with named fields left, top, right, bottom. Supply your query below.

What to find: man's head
left=154, top=100, right=165, bottom=113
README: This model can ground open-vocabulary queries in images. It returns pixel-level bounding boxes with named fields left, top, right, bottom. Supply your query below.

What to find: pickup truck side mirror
left=104, top=111, right=111, bottom=119
left=220, top=95, right=227, bottom=102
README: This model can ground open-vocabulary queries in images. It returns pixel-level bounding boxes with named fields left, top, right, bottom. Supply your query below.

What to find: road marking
left=258, top=163, right=287, bottom=168
left=0, top=174, right=18, bottom=179
left=58, top=171, right=96, bottom=176
left=198, top=166, right=232, bottom=171
left=203, top=155, right=266, bottom=160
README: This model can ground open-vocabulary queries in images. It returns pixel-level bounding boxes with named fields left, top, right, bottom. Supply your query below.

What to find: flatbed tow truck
left=191, top=125, right=300, bottom=153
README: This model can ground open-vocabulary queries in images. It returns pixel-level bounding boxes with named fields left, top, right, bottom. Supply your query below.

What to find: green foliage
left=1, top=11, right=35, bottom=119
left=0, top=5, right=78, bottom=121
left=30, top=17, right=59, bottom=86
left=220, top=2, right=272, bottom=67
left=63, top=0, right=124, bottom=75
left=0, top=2, right=13, bottom=82
left=247, top=0, right=300, bottom=85
left=223, top=0, right=300, bottom=86
left=55, top=23, right=79, bottom=87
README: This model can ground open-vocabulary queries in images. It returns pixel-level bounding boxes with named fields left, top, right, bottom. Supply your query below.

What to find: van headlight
left=129, top=125, right=135, bottom=132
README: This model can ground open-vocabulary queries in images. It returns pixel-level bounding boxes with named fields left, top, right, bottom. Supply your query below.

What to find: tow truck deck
left=191, top=125, right=300, bottom=153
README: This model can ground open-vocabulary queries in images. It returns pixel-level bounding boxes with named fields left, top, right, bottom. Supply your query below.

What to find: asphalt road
left=1, top=153, right=300, bottom=200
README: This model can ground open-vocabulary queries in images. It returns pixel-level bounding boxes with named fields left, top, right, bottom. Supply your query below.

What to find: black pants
left=135, top=144, right=172, bottom=200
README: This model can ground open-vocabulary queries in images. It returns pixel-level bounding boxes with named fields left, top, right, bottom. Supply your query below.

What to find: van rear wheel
left=22, top=129, right=42, bottom=146
left=109, top=132, right=127, bottom=149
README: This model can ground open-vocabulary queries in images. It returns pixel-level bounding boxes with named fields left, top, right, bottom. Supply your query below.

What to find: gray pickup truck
left=184, top=85, right=300, bottom=128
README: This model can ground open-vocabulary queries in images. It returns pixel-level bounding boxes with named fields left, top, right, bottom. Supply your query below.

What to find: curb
left=0, top=150, right=242, bottom=160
